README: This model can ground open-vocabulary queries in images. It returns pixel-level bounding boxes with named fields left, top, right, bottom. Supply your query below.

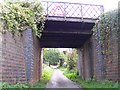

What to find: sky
left=42, top=0, right=119, bottom=12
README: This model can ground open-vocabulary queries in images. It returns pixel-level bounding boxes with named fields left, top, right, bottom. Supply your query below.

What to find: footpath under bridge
left=40, top=1, right=104, bottom=48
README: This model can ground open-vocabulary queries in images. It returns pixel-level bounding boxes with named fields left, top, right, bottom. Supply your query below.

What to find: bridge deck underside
left=40, top=20, right=95, bottom=48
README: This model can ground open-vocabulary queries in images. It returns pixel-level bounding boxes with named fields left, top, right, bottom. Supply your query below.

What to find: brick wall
left=22, top=29, right=34, bottom=83
left=22, top=29, right=43, bottom=83
left=78, top=26, right=119, bottom=81
left=32, top=36, right=42, bottom=83
left=0, top=32, right=2, bottom=82
left=104, top=29, right=118, bottom=81
left=78, top=37, right=94, bottom=80
left=92, top=35, right=106, bottom=80
left=118, top=2, right=120, bottom=81
left=0, top=32, right=26, bottom=84
left=0, top=28, right=42, bottom=84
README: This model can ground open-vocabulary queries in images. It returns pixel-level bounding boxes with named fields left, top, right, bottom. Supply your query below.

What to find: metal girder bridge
left=40, top=1, right=104, bottom=48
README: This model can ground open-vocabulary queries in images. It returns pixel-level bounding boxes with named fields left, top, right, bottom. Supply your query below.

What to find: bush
left=67, top=49, right=78, bottom=70
left=31, top=64, right=54, bottom=88
left=0, top=82, right=29, bottom=88
left=61, top=68, right=118, bottom=89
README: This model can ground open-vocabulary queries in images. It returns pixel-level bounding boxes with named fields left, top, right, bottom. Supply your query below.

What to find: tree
left=67, top=49, right=78, bottom=70
left=59, top=52, right=67, bottom=67
left=43, top=48, right=60, bottom=66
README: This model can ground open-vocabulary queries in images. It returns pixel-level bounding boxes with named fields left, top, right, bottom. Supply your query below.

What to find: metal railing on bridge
left=42, top=1, right=104, bottom=20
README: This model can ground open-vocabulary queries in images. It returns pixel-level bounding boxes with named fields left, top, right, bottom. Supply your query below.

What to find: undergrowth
left=60, top=67, right=119, bottom=89
left=31, top=64, right=54, bottom=88
left=0, top=64, right=53, bottom=89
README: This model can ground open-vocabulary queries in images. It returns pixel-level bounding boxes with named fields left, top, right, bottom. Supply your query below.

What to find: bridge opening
left=42, top=47, right=94, bottom=80
left=43, top=48, right=73, bottom=67
left=39, top=1, right=104, bottom=80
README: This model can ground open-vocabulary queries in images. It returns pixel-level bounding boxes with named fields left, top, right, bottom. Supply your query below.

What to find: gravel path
left=46, top=69, right=83, bottom=89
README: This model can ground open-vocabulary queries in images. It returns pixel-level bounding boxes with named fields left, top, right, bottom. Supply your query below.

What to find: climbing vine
left=93, top=9, right=118, bottom=61
left=0, top=0, right=45, bottom=38
left=93, top=10, right=117, bottom=43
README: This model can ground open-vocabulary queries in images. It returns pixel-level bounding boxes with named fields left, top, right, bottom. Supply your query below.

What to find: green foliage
left=0, top=82, right=29, bottom=89
left=93, top=10, right=117, bottom=56
left=59, top=52, right=67, bottom=67
left=93, top=10, right=117, bottom=41
left=31, top=64, right=54, bottom=88
left=61, top=68, right=119, bottom=89
left=0, top=64, right=54, bottom=89
left=59, top=51, right=67, bottom=61
left=59, top=67, right=68, bottom=72
left=67, top=49, right=78, bottom=70
left=42, top=64, right=54, bottom=81
left=0, top=0, right=45, bottom=38
left=43, top=49, right=60, bottom=65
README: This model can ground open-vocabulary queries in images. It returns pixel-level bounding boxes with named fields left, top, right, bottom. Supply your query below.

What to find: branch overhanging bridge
left=40, top=1, right=104, bottom=48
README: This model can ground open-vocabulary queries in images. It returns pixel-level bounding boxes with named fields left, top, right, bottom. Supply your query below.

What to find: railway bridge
left=2, top=1, right=118, bottom=84
left=40, top=1, right=104, bottom=48
left=39, top=1, right=106, bottom=81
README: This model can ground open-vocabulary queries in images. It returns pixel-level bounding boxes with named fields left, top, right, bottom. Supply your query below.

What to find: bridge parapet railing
left=42, top=1, right=104, bottom=20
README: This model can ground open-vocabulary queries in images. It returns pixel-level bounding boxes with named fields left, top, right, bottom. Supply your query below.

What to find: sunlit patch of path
left=46, top=69, right=83, bottom=89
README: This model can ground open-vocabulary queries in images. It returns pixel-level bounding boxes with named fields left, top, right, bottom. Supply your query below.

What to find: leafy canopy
left=43, top=49, right=60, bottom=65
left=67, top=49, right=78, bottom=70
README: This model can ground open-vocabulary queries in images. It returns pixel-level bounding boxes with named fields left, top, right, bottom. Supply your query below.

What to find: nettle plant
left=0, top=0, right=45, bottom=38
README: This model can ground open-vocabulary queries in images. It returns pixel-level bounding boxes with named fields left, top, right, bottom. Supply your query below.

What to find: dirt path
left=46, top=69, right=82, bottom=89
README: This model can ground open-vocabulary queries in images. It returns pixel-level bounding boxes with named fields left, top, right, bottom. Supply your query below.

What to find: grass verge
left=31, top=64, right=54, bottom=88
left=0, top=64, right=54, bottom=89
left=60, top=67, right=119, bottom=89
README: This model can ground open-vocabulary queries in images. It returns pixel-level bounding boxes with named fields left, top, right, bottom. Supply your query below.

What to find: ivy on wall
left=0, top=0, right=45, bottom=38
left=93, top=10, right=117, bottom=42
left=93, top=9, right=118, bottom=60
